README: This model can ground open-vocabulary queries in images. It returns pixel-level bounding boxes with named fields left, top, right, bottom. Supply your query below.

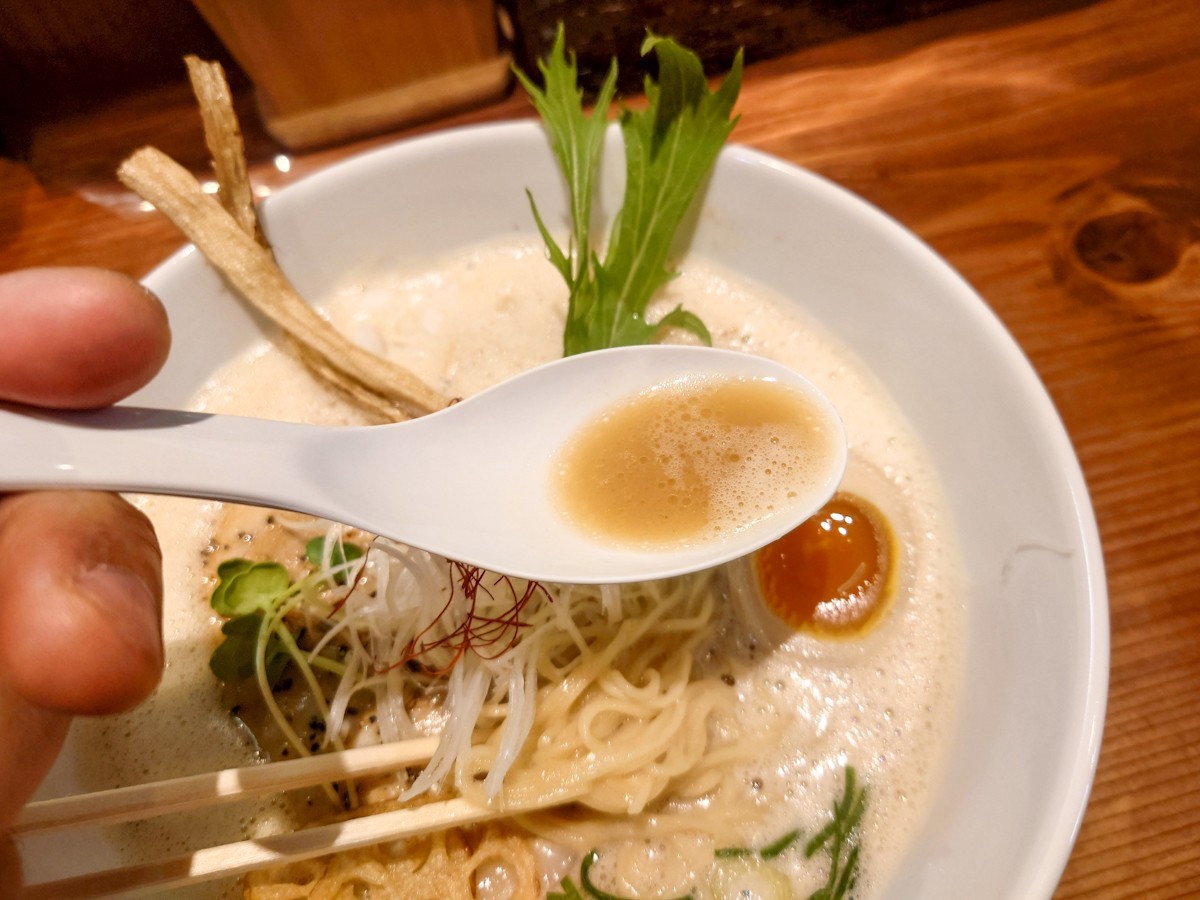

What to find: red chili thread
left=383, top=561, right=550, bottom=676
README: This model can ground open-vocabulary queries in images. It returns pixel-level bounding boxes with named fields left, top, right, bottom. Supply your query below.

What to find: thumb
left=0, top=680, right=69, bottom=842
left=0, top=491, right=163, bottom=716
left=0, top=490, right=162, bottom=833
left=0, top=829, right=23, bottom=896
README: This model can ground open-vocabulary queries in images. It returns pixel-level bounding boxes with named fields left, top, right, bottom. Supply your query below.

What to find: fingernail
left=76, top=564, right=163, bottom=666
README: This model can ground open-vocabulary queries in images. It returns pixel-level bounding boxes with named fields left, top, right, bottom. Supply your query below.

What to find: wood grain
left=1, top=0, right=1197, bottom=895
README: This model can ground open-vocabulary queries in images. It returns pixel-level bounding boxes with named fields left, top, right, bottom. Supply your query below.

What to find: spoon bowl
left=0, top=345, right=846, bottom=583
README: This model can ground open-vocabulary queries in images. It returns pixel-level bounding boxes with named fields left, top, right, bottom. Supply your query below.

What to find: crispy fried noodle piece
left=185, top=55, right=266, bottom=249
left=118, top=60, right=446, bottom=422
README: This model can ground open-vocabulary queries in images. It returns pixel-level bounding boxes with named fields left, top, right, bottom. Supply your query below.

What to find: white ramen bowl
left=36, top=122, right=1106, bottom=898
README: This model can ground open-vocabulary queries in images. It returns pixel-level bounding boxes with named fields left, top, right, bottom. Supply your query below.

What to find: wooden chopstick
left=16, top=736, right=439, bottom=834
left=24, top=796, right=503, bottom=899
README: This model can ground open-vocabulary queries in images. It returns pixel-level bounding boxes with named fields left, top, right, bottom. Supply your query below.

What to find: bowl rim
left=715, top=137, right=1109, bottom=898
left=137, top=120, right=1110, bottom=897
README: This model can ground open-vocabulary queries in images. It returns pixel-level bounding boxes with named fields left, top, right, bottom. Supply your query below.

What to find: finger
left=0, top=826, right=24, bottom=895
left=0, top=491, right=164, bottom=715
left=0, top=267, right=171, bottom=409
left=0, top=680, right=70, bottom=834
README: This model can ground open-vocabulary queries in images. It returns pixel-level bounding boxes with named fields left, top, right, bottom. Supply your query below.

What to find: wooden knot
left=1072, top=209, right=1188, bottom=284
left=1052, top=177, right=1198, bottom=301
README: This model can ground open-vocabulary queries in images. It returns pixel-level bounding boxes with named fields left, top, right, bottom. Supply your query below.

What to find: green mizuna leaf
left=210, top=559, right=253, bottom=615
left=514, top=25, right=616, bottom=357
left=547, top=877, right=586, bottom=900
left=305, top=536, right=364, bottom=586
left=519, top=26, right=740, bottom=356
left=593, top=34, right=739, bottom=352
left=210, top=559, right=292, bottom=617
left=514, top=26, right=615, bottom=281
left=209, top=560, right=294, bottom=687
left=759, top=827, right=803, bottom=860
left=209, top=612, right=290, bottom=686
left=805, top=766, right=866, bottom=900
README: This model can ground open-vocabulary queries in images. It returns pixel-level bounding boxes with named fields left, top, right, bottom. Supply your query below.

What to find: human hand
left=0, top=268, right=171, bottom=844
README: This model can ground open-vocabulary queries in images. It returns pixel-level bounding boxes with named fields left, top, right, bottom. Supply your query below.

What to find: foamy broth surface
left=60, top=238, right=964, bottom=898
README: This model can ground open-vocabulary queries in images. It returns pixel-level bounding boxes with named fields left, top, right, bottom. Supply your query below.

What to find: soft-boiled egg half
left=734, top=458, right=908, bottom=643
left=754, top=491, right=894, bottom=637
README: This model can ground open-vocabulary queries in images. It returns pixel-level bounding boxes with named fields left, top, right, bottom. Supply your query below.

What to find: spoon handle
left=0, top=403, right=314, bottom=509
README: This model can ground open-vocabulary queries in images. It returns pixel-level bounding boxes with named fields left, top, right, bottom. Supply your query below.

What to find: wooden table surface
left=2, top=0, right=1197, bottom=895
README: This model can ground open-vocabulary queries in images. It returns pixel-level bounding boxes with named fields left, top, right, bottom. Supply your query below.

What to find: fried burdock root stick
left=185, top=55, right=265, bottom=249
left=117, top=58, right=448, bottom=423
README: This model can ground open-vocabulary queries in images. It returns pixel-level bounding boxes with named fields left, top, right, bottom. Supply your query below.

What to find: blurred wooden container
left=190, top=0, right=511, bottom=148
left=501, top=0, right=990, bottom=95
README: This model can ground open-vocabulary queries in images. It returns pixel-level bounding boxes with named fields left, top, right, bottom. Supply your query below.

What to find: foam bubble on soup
left=553, top=375, right=837, bottom=548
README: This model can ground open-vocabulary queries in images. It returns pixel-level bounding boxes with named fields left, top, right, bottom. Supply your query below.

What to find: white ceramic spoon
left=0, top=345, right=846, bottom=583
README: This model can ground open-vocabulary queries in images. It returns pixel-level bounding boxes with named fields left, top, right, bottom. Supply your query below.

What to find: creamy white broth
left=60, top=237, right=963, bottom=898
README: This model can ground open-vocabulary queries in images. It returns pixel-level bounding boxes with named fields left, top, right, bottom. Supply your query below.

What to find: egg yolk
left=754, top=493, right=893, bottom=636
